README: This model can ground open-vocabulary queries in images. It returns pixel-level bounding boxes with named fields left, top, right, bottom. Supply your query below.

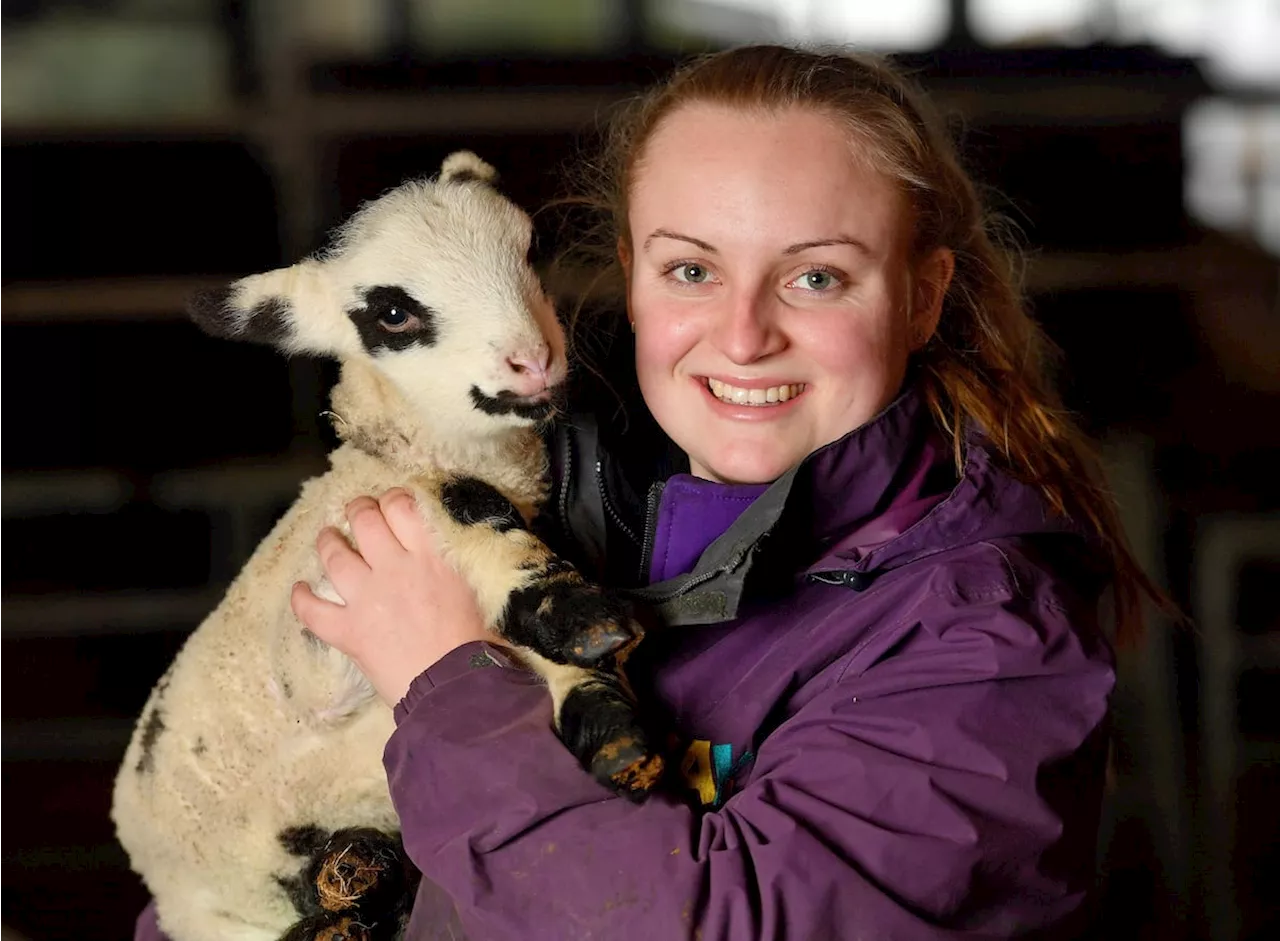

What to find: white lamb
left=112, top=152, right=663, bottom=941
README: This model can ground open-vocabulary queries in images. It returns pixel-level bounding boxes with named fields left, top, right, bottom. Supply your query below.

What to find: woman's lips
left=706, top=377, right=806, bottom=406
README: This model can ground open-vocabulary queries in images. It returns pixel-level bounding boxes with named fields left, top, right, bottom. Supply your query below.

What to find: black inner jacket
left=536, top=316, right=687, bottom=590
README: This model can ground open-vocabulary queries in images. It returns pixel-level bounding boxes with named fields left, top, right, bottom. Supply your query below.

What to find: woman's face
left=623, top=104, right=950, bottom=485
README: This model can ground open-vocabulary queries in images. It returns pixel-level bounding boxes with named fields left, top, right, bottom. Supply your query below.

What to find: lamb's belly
left=119, top=629, right=398, bottom=909
left=128, top=696, right=399, bottom=937
left=165, top=676, right=399, bottom=852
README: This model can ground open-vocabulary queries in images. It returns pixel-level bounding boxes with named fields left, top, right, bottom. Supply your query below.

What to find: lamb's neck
left=327, top=362, right=547, bottom=490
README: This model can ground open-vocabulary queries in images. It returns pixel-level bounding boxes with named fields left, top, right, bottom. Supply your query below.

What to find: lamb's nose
left=505, top=346, right=552, bottom=397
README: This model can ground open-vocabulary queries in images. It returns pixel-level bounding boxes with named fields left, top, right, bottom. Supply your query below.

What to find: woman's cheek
left=635, top=306, right=693, bottom=372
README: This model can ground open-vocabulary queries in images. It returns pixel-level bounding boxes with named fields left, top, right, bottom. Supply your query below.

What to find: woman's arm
left=301, top=491, right=1113, bottom=939
left=385, top=604, right=1112, bottom=939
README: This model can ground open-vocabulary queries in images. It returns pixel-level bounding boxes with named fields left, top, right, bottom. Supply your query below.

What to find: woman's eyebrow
left=783, top=236, right=871, bottom=255
left=644, top=229, right=717, bottom=253
left=643, top=230, right=872, bottom=256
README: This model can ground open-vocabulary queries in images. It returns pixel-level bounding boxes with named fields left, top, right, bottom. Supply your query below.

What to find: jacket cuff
left=394, top=641, right=518, bottom=723
left=135, top=900, right=169, bottom=941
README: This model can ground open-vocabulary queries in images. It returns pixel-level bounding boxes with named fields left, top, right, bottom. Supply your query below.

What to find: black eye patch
left=346, top=286, right=439, bottom=353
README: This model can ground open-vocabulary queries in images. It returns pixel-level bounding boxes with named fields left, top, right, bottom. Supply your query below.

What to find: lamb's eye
left=378, top=306, right=414, bottom=332
left=355, top=286, right=431, bottom=341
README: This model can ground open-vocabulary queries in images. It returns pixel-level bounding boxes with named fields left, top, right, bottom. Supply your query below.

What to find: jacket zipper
left=639, top=541, right=754, bottom=604
left=637, top=481, right=664, bottom=581
left=595, top=459, right=640, bottom=545
left=556, top=430, right=574, bottom=543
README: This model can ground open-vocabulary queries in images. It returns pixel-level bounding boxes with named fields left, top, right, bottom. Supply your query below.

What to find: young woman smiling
left=140, top=44, right=1157, bottom=941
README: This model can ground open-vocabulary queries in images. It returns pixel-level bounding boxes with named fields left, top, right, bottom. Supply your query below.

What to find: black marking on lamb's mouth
left=469, top=385, right=558, bottom=423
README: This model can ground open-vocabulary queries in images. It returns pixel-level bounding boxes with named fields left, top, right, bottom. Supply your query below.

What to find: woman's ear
left=910, top=247, right=955, bottom=350
left=617, top=237, right=632, bottom=279
left=617, top=238, right=635, bottom=330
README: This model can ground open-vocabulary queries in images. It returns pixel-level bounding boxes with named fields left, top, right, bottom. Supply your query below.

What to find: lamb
left=112, top=152, right=664, bottom=941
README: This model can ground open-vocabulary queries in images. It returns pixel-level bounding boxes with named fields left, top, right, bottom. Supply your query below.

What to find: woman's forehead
left=628, top=104, right=909, bottom=250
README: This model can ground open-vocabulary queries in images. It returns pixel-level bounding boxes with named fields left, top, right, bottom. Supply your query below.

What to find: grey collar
left=622, top=463, right=800, bottom=626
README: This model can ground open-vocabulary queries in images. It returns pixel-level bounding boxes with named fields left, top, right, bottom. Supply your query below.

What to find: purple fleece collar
left=647, top=475, right=769, bottom=584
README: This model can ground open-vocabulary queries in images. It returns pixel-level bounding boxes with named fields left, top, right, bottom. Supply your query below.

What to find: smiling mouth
left=707, top=378, right=806, bottom=406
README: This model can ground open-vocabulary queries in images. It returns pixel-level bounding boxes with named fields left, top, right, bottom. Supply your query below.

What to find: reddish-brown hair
left=555, top=44, right=1163, bottom=642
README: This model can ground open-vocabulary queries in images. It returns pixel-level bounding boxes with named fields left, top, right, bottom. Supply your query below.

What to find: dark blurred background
left=3, top=1, right=1278, bottom=939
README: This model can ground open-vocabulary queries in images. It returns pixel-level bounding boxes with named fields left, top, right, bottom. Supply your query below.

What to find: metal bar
left=1, top=717, right=135, bottom=761
left=1, top=589, right=223, bottom=639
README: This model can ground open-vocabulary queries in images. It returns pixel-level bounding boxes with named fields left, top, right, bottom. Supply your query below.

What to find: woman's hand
left=290, top=488, right=498, bottom=706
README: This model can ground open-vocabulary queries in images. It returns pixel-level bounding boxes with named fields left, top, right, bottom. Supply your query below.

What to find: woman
left=143, top=45, right=1150, bottom=939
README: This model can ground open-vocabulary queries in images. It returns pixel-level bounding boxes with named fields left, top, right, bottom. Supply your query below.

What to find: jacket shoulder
left=916, top=531, right=1105, bottom=612
left=832, top=533, right=1113, bottom=693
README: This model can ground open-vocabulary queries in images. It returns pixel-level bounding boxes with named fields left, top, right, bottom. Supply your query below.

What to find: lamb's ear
left=186, top=261, right=338, bottom=356
left=439, top=150, right=498, bottom=186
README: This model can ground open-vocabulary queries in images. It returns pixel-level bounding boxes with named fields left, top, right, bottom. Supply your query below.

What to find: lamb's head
left=187, top=152, right=567, bottom=439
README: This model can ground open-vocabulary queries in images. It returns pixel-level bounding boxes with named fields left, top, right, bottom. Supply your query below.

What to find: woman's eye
left=797, top=269, right=838, bottom=291
left=673, top=263, right=709, bottom=284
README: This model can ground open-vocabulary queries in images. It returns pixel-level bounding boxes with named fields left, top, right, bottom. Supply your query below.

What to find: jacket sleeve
left=134, top=901, right=169, bottom=941
left=388, top=594, right=1114, bottom=941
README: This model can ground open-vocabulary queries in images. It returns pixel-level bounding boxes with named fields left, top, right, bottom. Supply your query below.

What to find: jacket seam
left=833, top=610, right=917, bottom=685
left=828, top=569, right=1078, bottom=688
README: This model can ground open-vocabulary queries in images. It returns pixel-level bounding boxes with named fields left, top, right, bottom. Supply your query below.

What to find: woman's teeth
left=707, top=378, right=806, bottom=406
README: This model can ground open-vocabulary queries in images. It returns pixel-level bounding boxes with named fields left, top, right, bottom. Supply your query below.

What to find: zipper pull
left=809, top=570, right=875, bottom=591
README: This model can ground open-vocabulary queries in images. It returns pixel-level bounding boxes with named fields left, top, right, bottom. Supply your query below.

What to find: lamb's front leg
left=436, top=476, right=637, bottom=664
left=429, top=476, right=665, bottom=799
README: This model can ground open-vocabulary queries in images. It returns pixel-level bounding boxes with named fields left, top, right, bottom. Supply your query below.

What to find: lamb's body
left=113, top=154, right=659, bottom=941
left=114, top=455, right=399, bottom=941
left=115, top=363, right=549, bottom=941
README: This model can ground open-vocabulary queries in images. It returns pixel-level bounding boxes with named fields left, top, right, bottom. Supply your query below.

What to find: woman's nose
left=708, top=288, right=783, bottom=364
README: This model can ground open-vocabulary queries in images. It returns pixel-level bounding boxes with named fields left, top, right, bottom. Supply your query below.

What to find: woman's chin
left=689, top=450, right=800, bottom=486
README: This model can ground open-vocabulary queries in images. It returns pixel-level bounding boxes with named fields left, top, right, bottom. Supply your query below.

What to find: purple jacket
left=137, top=383, right=1114, bottom=940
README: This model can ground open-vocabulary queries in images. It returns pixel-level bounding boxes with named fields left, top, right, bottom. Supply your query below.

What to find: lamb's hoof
left=543, top=590, right=640, bottom=668
left=312, top=828, right=409, bottom=915
left=314, top=915, right=372, bottom=941
left=568, top=615, right=638, bottom=666
left=280, top=911, right=372, bottom=941
left=558, top=676, right=664, bottom=802
left=591, top=735, right=666, bottom=801
left=506, top=579, right=639, bottom=668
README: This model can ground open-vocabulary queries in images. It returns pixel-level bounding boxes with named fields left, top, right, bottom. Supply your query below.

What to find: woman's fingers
left=315, top=525, right=371, bottom=600
left=290, top=580, right=348, bottom=650
left=378, top=488, right=437, bottom=555
left=345, top=495, right=408, bottom=566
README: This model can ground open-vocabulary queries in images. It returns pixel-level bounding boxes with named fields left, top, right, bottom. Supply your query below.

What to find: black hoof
left=591, top=733, right=666, bottom=801
left=280, top=911, right=373, bottom=941
left=503, top=579, right=640, bottom=668
left=279, top=827, right=417, bottom=941
left=567, top=613, right=638, bottom=666
left=558, top=675, right=664, bottom=801
left=311, top=828, right=409, bottom=915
